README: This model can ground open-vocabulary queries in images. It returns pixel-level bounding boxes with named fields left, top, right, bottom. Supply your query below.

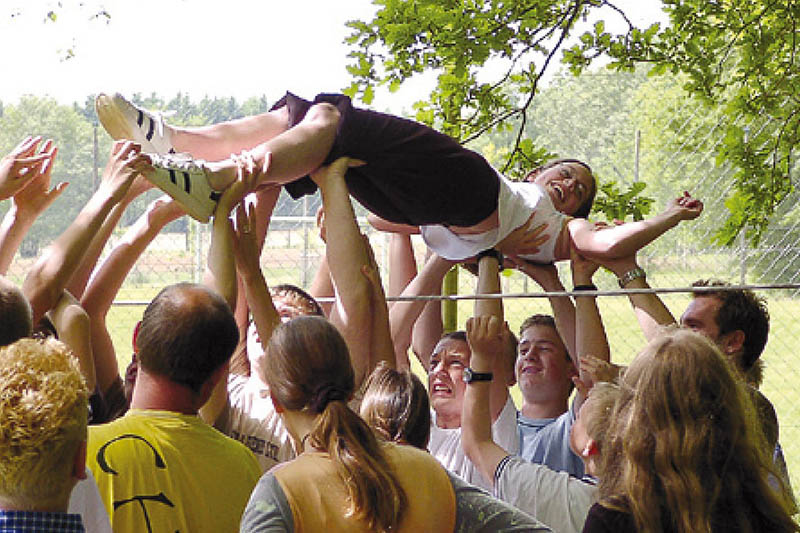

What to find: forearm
left=625, top=276, right=676, bottom=341
left=239, top=266, right=280, bottom=353
left=475, top=255, right=503, bottom=320
left=570, top=211, right=682, bottom=260
left=81, top=207, right=173, bottom=317
left=0, top=206, right=35, bottom=275
left=391, top=254, right=454, bottom=368
left=308, top=254, right=334, bottom=317
left=205, top=214, right=237, bottom=309
left=461, top=352, right=506, bottom=486
left=67, top=198, right=131, bottom=300
left=24, top=191, right=118, bottom=323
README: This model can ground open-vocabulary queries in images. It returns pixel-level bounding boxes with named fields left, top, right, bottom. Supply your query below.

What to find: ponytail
left=264, top=317, right=408, bottom=532
left=307, top=397, right=407, bottom=532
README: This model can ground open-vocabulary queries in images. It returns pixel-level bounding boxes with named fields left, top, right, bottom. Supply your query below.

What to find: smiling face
left=516, top=325, right=575, bottom=404
left=529, top=162, right=594, bottom=216
left=428, top=337, right=471, bottom=428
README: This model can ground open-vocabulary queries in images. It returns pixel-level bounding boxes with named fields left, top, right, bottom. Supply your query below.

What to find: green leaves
left=593, top=181, right=654, bottom=222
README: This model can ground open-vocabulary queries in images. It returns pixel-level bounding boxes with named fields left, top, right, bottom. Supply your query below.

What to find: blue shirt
left=517, top=399, right=585, bottom=478
left=0, top=510, right=84, bottom=532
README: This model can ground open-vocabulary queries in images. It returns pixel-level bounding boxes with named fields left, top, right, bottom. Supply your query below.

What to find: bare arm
left=570, top=249, right=609, bottom=409
left=462, top=315, right=513, bottom=487
left=23, top=141, right=148, bottom=324
left=312, top=158, right=373, bottom=387
left=308, top=207, right=335, bottom=317
left=66, top=175, right=154, bottom=300
left=48, top=290, right=95, bottom=390
left=567, top=193, right=703, bottom=260
left=199, top=165, right=253, bottom=424
left=0, top=141, right=66, bottom=275
left=601, top=254, right=676, bottom=341
left=80, top=196, right=184, bottom=394
left=360, top=236, right=396, bottom=373
left=509, top=258, right=577, bottom=358
left=390, top=253, right=455, bottom=369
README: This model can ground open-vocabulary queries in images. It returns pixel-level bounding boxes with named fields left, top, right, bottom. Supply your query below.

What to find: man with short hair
left=607, top=257, right=793, bottom=502
left=0, top=337, right=89, bottom=532
left=87, top=283, right=261, bottom=532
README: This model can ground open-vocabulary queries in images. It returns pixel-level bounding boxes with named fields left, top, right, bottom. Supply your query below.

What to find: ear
left=721, top=329, right=746, bottom=356
left=73, top=441, right=88, bottom=480
left=132, top=320, right=142, bottom=352
left=270, top=392, right=285, bottom=414
left=581, top=438, right=598, bottom=459
left=524, top=168, right=542, bottom=183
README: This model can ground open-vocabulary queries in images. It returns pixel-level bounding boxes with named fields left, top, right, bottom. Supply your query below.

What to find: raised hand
left=0, top=136, right=57, bottom=200
left=98, top=141, right=150, bottom=203
left=11, top=139, right=67, bottom=220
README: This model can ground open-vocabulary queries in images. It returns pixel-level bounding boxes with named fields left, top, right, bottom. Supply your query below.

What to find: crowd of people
left=0, top=92, right=795, bottom=532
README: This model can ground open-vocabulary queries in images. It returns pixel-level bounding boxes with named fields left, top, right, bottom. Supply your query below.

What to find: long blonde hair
left=263, top=316, right=407, bottom=532
left=598, top=328, right=796, bottom=533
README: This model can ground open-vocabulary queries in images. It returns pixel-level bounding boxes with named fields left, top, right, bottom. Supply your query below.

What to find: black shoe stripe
left=137, top=110, right=144, bottom=128
left=146, top=117, right=155, bottom=142
left=168, top=169, right=177, bottom=185
left=182, top=172, right=191, bottom=194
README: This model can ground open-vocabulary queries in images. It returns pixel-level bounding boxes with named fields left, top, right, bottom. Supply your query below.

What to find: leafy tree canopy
left=345, top=0, right=800, bottom=244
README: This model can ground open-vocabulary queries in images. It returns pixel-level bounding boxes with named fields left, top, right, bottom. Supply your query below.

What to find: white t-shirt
left=495, top=455, right=596, bottom=533
left=420, top=175, right=568, bottom=261
left=68, top=468, right=112, bottom=533
left=428, top=396, right=519, bottom=490
left=217, top=374, right=295, bottom=472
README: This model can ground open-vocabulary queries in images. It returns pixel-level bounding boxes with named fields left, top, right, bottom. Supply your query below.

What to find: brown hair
left=137, top=283, right=238, bottom=393
left=0, top=277, right=32, bottom=347
left=264, top=316, right=407, bottom=532
left=691, top=279, right=769, bottom=372
left=598, top=328, right=796, bottom=533
left=360, top=362, right=431, bottom=449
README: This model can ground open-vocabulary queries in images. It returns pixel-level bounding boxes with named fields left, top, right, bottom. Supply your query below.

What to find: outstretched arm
left=389, top=253, right=456, bottom=369
left=0, top=140, right=66, bottom=274
left=199, top=163, right=254, bottom=424
left=23, top=140, right=148, bottom=324
left=462, top=315, right=513, bottom=487
left=311, top=157, right=374, bottom=387
left=600, top=253, right=676, bottom=341
left=66, top=175, right=154, bottom=300
left=567, top=192, right=703, bottom=261
left=508, top=258, right=577, bottom=359
left=570, top=249, right=609, bottom=409
left=80, top=196, right=184, bottom=395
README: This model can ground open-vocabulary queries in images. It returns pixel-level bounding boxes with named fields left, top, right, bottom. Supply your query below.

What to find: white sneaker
left=96, top=93, right=175, bottom=155
left=146, top=153, right=220, bottom=223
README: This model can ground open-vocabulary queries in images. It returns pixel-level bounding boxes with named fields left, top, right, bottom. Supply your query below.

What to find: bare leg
left=201, top=102, right=340, bottom=190
left=171, top=107, right=292, bottom=160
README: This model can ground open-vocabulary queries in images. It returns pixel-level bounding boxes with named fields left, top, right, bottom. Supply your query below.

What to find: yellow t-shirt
left=87, top=409, right=261, bottom=533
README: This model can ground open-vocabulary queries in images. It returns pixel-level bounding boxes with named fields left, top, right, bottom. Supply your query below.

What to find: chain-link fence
left=3, top=69, right=798, bottom=501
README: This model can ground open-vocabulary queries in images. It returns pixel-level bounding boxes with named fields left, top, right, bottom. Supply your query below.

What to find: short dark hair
left=137, top=283, right=238, bottom=393
left=0, top=278, right=32, bottom=347
left=440, top=330, right=467, bottom=344
left=691, top=279, right=769, bottom=371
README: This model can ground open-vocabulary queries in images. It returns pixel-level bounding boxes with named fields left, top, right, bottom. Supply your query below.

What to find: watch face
left=463, top=368, right=474, bottom=383
left=463, top=368, right=493, bottom=383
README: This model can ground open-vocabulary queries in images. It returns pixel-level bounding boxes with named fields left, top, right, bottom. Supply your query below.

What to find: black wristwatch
left=463, top=368, right=493, bottom=383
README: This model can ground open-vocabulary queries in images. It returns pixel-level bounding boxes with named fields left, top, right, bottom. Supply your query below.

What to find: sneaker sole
left=146, top=166, right=220, bottom=223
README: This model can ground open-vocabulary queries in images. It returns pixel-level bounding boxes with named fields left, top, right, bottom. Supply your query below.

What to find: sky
left=0, top=0, right=666, bottom=115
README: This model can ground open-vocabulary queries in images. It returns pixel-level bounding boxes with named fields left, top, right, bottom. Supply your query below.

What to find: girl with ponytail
left=240, top=316, right=457, bottom=532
